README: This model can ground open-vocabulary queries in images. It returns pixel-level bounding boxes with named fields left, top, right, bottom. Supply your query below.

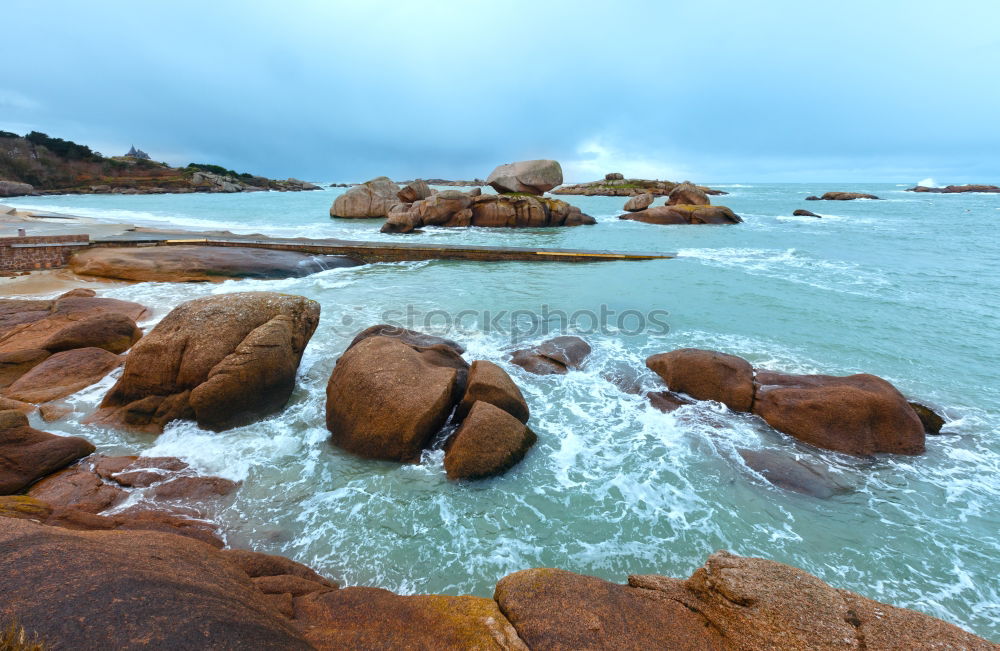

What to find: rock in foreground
left=486, top=159, right=563, bottom=195
left=92, top=292, right=319, bottom=433
left=70, top=245, right=360, bottom=282
left=495, top=551, right=993, bottom=650
left=444, top=401, right=536, bottom=480
left=646, top=348, right=754, bottom=412
left=0, top=410, right=94, bottom=494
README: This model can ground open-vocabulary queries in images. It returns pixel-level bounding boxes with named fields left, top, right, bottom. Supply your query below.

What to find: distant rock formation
left=618, top=185, right=742, bottom=226
left=805, top=192, right=880, bottom=200
left=906, top=184, right=1000, bottom=193
left=381, top=190, right=595, bottom=233
left=553, top=177, right=727, bottom=197
left=487, top=159, right=563, bottom=195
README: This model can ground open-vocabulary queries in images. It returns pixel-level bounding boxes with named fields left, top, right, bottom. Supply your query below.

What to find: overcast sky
left=2, top=0, right=998, bottom=183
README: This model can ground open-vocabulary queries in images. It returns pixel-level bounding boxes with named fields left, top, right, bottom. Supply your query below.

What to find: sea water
left=5, top=184, right=999, bottom=638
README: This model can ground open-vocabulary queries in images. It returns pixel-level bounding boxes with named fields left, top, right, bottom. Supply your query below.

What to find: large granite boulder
left=91, top=292, right=320, bottom=433
left=623, top=192, right=654, bottom=212
left=3, top=347, right=122, bottom=404
left=619, top=205, right=742, bottom=225
left=326, top=334, right=468, bottom=461
left=495, top=551, right=993, bottom=650
left=397, top=179, right=432, bottom=203
left=0, top=410, right=94, bottom=494
left=486, top=160, right=563, bottom=195
left=455, top=360, right=529, bottom=423
left=666, top=182, right=711, bottom=206
left=41, top=312, right=142, bottom=354
left=330, top=176, right=401, bottom=218
left=646, top=348, right=754, bottom=412
left=294, top=587, right=526, bottom=649
left=0, top=180, right=33, bottom=197
left=752, top=371, right=925, bottom=456
left=0, top=349, right=51, bottom=389
left=0, top=518, right=312, bottom=649
left=444, top=401, right=536, bottom=480
left=0, top=290, right=149, bottom=355
left=70, top=246, right=360, bottom=282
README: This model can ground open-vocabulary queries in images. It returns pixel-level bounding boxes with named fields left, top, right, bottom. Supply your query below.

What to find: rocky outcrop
left=619, top=204, right=742, bottom=225
left=0, top=410, right=94, bottom=494
left=444, top=401, right=536, bottom=480
left=294, top=588, right=526, bottom=649
left=666, top=182, right=711, bottom=206
left=3, top=347, right=121, bottom=404
left=552, top=177, right=727, bottom=197
left=70, top=245, right=360, bottom=282
left=645, top=348, right=928, bottom=456
left=906, top=184, right=1000, bottom=193
left=0, top=180, right=33, bottom=197
left=496, top=551, right=994, bottom=649
left=455, top=360, right=530, bottom=423
left=329, top=176, right=401, bottom=218
left=509, top=336, right=592, bottom=375
left=397, top=179, right=432, bottom=203
left=382, top=191, right=595, bottom=233
left=646, top=348, right=755, bottom=412
left=793, top=208, right=821, bottom=217
left=623, top=192, right=654, bottom=212
left=805, top=192, right=881, bottom=200
left=91, top=292, right=319, bottom=433
left=0, top=518, right=314, bottom=649
left=0, top=289, right=149, bottom=355
left=753, top=371, right=925, bottom=456
left=486, top=160, right=563, bottom=195
left=325, top=334, right=468, bottom=461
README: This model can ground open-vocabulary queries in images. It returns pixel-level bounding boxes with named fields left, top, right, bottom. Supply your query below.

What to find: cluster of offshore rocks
left=1, top=290, right=994, bottom=648
left=330, top=160, right=596, bottom=233
left=552, top=172, right=728, bottom=197
left=906, top=183, right=1000, bottom=193
left=617, top=181, right=742, bottom=225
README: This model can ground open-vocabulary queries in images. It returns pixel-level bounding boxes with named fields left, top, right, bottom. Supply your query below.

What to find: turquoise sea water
left=5, top=184, right=999, bottom=639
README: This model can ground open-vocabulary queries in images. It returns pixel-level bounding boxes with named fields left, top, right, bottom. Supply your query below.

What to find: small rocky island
left=330, top=160, right=597, bottom=232
left=552, top=172, right=727, bottom=197
left=618, top=182, right=742, bottom=225
left=906, top=184, right=1000, bottom=193
left=0, top=131, right=321, bottom=196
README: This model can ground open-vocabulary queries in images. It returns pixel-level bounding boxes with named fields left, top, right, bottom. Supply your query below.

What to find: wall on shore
left=0, top=235, right=90, bottom=272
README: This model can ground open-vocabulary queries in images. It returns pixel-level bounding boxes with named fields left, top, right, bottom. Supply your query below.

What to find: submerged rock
left=330, top=176, right=401, bottom=218
left=91, top=292, right=320, bottom=433
left=646, top=390, right=694, bottom=413
left=737, top=448, right=853, bottom=498
left=619, top=204, right=742, bottom=225
left=646, top=348, right=755, bottom=412
left=70, top=245, right=360, bottom=282
left=753, top=370, right=925, bottom=456
left=444, top=401, right=536, bottom=480
left=325, top=335, right=467, bottom=461
left=486, top=159, right=563, bottom=195
left=509, top=335, right=592, bottom=375
left=0, top=410, right=94, bottom=494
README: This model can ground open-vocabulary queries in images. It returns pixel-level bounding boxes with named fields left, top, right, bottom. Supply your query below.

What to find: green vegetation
left=186, top=163, right=255, bottom=180
left=0, top=130, right=19, bottom=139
left=24, top=131, right=102, bottom=161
